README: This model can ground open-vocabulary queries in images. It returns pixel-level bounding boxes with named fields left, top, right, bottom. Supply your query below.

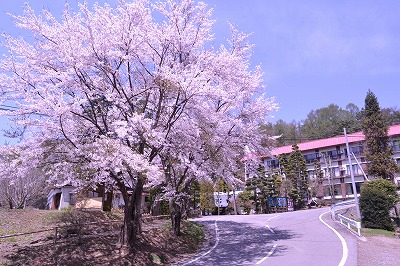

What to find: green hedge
left=359, top=179, right=398, bottom=231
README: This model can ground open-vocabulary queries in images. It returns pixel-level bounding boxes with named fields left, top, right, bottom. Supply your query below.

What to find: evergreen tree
left=238, top=190, right=253, bottom=215
left=199, top=180, right=214, bottom=215
left=244, top=175, right=261, bottom=213
left=361, top=90, right=399, bottom=181
left=250, top=166, right=282, bottom=213
left=312, top=159, right=325, bottom=199
left=254, top=166, right=267, bottom=213
left=277, top=154, right=290, bottom=197
left=286, top=144, right=309, bottom=209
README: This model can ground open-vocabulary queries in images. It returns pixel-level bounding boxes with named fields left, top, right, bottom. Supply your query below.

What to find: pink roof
left=269, top=124, right=400, bottom=157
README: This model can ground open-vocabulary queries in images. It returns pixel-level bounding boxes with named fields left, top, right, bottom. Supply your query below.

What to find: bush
left=57, top=209, right=92, bottom=243
left=238, top=190, right=252, bottom=215
left=359, top=179, right=398, bottom=231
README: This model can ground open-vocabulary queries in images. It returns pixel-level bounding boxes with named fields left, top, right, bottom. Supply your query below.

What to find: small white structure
left=214, top=192, right=229, bottom=207
left=47, top=185, right=104, bottom=210
left=47, top=185, right=75, bottom=210
left=47, top=185, right=148, bottom=211
left=213, top=190, right=243, bottom=207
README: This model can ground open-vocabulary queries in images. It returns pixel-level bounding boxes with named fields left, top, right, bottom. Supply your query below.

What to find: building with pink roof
left=259, top=124, right=400, bottom=201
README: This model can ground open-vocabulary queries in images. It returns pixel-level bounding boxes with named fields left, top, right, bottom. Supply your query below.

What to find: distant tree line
left=263, top=103, right=400, bottom=146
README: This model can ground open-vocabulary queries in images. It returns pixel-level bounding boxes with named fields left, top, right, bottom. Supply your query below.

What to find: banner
left=267, top=197, right=287, bottom=207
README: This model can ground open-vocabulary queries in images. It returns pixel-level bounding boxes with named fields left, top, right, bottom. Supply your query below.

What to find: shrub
left=238, top=190, right=252, bottom=214
left=359, top=179, right=398, bottom=231
left=58, top=209, right=92, bottom=243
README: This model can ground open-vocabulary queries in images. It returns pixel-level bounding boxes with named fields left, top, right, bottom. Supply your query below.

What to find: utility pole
left=344, top=128, right=361, bottom=219
left=322, top=153, right=335, bottom=204
left=217, top=180, right=220, bottom=216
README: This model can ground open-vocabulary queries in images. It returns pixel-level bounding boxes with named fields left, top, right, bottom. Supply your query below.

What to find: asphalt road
left=177, top=207, right=358, bottom=266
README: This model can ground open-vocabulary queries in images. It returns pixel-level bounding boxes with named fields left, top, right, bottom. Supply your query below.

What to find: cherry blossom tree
left=0, top=145, right=47, bottom=209
left=0, top=0, right=277, bottom=247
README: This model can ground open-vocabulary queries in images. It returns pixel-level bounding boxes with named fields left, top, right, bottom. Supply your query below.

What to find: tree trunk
left=8, top=198, right=13, bottom=209
left=150, top=198, right=161, bottom=216
left=232, top=188, right=237, bottom=215
left=120, top=178, right=144, bottom=248
left=394, top=204, right=399, bottom=218
left=170, top=199, right=182, bottom=236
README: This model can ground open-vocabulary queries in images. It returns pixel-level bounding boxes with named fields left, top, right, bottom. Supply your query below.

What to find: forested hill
left=262, top=103, right=400, bottom=147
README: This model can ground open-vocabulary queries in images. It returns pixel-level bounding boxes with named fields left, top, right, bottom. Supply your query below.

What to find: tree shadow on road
left=177, top=220, right=300, bottom=266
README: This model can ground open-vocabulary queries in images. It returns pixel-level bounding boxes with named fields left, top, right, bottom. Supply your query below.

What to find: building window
left=323, top=167, right=336, bottom=178
left=356, top=182, right=362, bottom=194
left=346, top=164, right=361, bottom=175
left=308, top=170, right=315, bottom=179
left=265, top=159, right=279, bottom=169
left=331, top=167, right=339, bottom=177
left=304, top=153, right=319, bottom=164
left=88, top=191, right=99, bottom=198
left=349, top=145, right=364, bottom=157
left=326, top=150, right=339, bottom=160
left=391, top=140, right=400, bottom=151
left=323, top=186, right=331, bottom=197
left=334, top=185, right=342, bottom=196
left=346, top=184, right=354, bottom=195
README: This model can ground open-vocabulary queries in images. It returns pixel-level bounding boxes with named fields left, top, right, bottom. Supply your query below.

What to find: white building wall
left=58, top=186, right=75, bottom=210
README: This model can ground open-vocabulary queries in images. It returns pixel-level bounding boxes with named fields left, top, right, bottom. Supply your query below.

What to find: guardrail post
left=337, top=214, right=362, bottom=237
left=54, top=227, right=58, bottom=244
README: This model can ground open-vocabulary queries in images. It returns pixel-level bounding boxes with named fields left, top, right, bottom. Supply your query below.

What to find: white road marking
left=319, top=211, right=348, bottom=266
left=256, top=244, right=278, bottom=264
left=267, top=215, right=279, bottom=221
left=181, top=218, right=221, bottom=265
left=266, top=225, right=275, bottom=234
left=257, top=215, right=278, bottom=264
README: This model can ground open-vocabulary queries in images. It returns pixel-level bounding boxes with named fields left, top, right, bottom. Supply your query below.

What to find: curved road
left=177, top=208, right=358, bottom=266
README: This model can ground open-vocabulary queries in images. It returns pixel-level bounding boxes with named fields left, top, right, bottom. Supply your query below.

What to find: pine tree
left=313, top=159, right=325, bottom=199
left=244, top=175, right=261, bottom=213
left=361, top=90, right=399, bottom=181
left=286, top=144, right=309, bottom=209
left=277, top=154, right=290, bottom=197
left=251, top=166, right=282, bottom=213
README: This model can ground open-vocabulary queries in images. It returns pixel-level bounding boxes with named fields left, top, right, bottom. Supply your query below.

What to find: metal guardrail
left=330, top=199, right=355, bottom=221
left=338, top=214, right=361, bottom=236
left=330, top=199, right=362, bottom=236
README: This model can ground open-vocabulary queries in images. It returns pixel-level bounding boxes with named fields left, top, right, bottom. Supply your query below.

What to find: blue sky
left=1, top=0, right=400, bottom=143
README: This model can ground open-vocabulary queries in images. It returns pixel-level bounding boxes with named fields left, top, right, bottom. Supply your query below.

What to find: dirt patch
left=358, top=235, right=400, bottom=266
left=334, top=204, right=400, bottom=266
left=0, top=209, right=204, bottom=265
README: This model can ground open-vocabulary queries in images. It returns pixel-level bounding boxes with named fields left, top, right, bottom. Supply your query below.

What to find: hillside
left=0, top=208, right=204, bottom=265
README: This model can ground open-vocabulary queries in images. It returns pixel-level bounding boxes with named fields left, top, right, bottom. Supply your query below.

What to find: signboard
left=267, top=197, right=287, bottom=208
left=287, top=199, right=294, bottom=211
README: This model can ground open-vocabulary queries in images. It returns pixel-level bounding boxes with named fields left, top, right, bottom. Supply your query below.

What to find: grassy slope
left=0, top=208, right=205, bottom=265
